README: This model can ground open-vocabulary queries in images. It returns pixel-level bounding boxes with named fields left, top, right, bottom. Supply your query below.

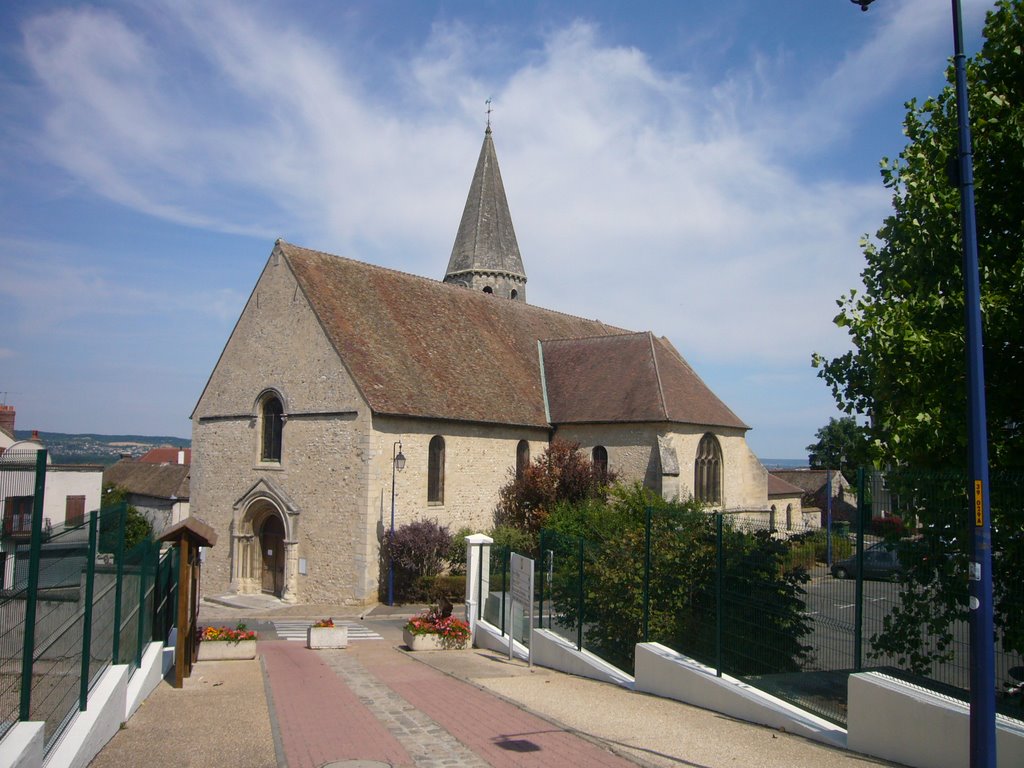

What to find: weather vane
left=485, top=98, right=493, bottom=129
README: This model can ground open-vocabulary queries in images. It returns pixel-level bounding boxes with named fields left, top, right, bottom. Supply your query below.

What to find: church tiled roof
left=285, top=243, right=617, bottom=427
left=282, top=242, right=747, bottom=431
left=541, top=332, right=748, bottom=429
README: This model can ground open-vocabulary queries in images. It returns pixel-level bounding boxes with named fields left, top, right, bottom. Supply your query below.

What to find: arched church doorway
left=260, top=515, right=285, bottom=596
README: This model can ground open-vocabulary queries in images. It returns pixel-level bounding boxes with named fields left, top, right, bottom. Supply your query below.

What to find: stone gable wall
left=191, top=251, right=374, bottom=603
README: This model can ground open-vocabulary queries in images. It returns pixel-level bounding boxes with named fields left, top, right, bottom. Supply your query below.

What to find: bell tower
left=444, top=121, right=527, bottom=302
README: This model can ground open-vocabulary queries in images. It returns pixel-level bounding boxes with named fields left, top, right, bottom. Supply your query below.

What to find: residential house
left=0, top=407, right=103, bottom=589
left=103, top=458, right=190, bottom=534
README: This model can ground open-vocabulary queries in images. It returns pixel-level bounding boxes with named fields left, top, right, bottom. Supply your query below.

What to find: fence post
left=135, top=538, right=152, bottom=668
left=464, top=534, right=492, bottom=631
left=112, top=504, right=127, bottom=664
left=538, top=531, right=546, bottom=629
left=642, top=507, right=651, bottom=642
left=500, top=546, right=509, bottom=635
left=854, top=467, right=866, bottom=672
left=19, top=448, right=48, bottom=721
left=715, top=512, right=723, bottom=678
left=79, top=509, right=100, bottom=711
left=576, top=537, right=584, bottom=651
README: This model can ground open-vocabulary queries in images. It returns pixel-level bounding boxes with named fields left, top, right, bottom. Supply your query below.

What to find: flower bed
left=403, top=606, right=471, bottom=651
left=197, top=623, right=258, bottom=661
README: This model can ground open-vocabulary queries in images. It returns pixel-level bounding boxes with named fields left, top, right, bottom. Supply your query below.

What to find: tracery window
left=694, top=433, right=722, bottom=504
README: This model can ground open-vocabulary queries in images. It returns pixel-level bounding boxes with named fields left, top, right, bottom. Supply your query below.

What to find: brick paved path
left=262, top=639, right=637, bottom=768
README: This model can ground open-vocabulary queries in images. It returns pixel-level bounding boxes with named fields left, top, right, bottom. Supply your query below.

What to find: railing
left=0, top=498, right=177, bottom=751
left=534, top=468, right=1024, bottom=727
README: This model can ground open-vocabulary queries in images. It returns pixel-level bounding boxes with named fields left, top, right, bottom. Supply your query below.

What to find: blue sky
left=0, top=0, right=991, bottom=457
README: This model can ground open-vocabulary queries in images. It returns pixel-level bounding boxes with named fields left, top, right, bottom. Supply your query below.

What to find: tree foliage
left=813, top=0, right=1024, bottom=470
left=100, top=482, right=153, bottom=552
left=543, top=484, right=811, bottom=675
left=813, top=1, right=1024, bottom=674
left=495, top=439, right=616, bottom=535
left=805, top=416, right=871, bottom=478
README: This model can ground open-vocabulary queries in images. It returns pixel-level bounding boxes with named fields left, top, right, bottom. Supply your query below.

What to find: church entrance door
left=260, top=515, right=285, bottom=596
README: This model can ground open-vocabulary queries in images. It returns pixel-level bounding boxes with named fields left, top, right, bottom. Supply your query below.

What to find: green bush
left=423, top=574, right=466, bottom=602
left=543, top=483, right=811, bottom=675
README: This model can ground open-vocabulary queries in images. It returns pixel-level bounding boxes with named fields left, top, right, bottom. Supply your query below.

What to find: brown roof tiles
left=281, top=242, right=747, bottom=432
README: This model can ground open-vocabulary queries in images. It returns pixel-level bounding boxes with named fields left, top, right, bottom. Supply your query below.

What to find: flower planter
left=307, top=625, right=348, bottom=649
left=197, top=639, right=257, bottom=661
left=403, top=627, right=470, bottom=651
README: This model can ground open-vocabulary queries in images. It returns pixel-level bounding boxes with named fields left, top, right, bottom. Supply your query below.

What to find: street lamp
left=387, top=440, right=406, bottom=607
left=852, top=3, right=994, bottom=765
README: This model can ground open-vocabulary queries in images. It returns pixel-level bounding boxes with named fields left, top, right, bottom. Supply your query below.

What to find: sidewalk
left=90, top=599, right=898, bottom=768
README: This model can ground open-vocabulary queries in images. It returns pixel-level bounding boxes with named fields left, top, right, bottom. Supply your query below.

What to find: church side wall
left=665, top=427, right=767, bottom=511
left=552, top=424, right=662, bottom=490
left=556, top=424, right=768, bottom=511
left=191, top=250, right=374, bottom=604
left=368, top=417, right=549, bottom=540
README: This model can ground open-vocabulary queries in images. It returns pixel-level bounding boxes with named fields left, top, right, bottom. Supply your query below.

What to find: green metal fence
left=0, top=455, right=178, bottom=752
left=533, top=468, right=1024, bottom=727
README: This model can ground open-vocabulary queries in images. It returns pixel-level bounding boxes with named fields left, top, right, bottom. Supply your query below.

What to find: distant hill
left=12, top=430, right=190, bottom=466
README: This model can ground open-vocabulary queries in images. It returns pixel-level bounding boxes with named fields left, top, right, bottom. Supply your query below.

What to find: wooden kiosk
left=157, top=517, right=218, bottom=688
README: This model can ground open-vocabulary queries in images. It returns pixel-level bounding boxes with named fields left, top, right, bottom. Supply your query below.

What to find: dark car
left=831, top=542, right=901, bottom=581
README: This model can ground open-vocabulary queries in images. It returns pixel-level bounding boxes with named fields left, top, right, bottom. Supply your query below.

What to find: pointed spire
left=444, top=121, right=527, bottom=302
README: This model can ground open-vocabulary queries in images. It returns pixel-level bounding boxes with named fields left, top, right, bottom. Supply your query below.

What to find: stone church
left=190, top=126, right=778, bottom=605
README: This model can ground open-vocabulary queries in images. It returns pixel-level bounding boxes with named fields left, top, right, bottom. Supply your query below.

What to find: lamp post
left=851, top=3, right=994, bottom=765
left=387, top=440, right=406, bottom=607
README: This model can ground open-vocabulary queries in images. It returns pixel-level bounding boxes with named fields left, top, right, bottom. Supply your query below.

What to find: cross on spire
left=485, top=98, right=492, bottom=130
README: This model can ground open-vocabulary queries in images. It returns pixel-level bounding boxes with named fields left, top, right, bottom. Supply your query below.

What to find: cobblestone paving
left=320, top=650, right=490, bottom=768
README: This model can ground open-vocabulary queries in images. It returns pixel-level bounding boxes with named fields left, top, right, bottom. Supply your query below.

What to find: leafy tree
left=494, top=439, right=616, bottom=536
left=813, top=1, right=1024, bottom=678
left=99, top=482, right=152, bottom=552
left=543, top=483, right=811, bottom=675
left=805, top=416, right=871, bottom=478
left=812, top=0, right=1024, bottom=471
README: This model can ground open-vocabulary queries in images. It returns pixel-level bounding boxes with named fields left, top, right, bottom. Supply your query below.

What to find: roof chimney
left=0, top=405, right=14, bottom=436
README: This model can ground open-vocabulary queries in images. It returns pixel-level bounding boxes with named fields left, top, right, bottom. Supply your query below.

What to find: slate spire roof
left=444, top=126, right=527, bottom=292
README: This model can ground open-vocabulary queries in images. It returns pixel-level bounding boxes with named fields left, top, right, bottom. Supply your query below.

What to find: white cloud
left=13, top=0, right=979, bottom=451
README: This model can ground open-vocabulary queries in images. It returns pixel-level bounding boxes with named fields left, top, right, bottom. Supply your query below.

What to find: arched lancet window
left=592, top=445, right=608, bottom=481
left=516, top=440, right=530, bottom=481
left=694, top=433, right=722, bottom=504
left=482, top=286, right=493, bottom=294
left=510, top=289, right=518, bottom=300
left=786, top=504, right=794, bottom=531
left=260, top=394, right=284, bottom=462
left=770, top=504, right=777, bottom=531
left=428, top=435, right=445, bottom=504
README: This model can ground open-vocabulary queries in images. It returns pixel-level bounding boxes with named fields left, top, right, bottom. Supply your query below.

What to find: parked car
left=831, top=542, right=901, bottom=581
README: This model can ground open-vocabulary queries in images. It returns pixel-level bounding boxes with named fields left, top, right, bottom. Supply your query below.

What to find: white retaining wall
left=848, top=672, right=1024, bottom=768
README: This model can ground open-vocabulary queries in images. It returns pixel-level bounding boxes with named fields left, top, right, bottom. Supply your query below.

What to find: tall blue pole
left=851, top=3, right=994, bottom=763
left=950, top=2, right=995, bottom=765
